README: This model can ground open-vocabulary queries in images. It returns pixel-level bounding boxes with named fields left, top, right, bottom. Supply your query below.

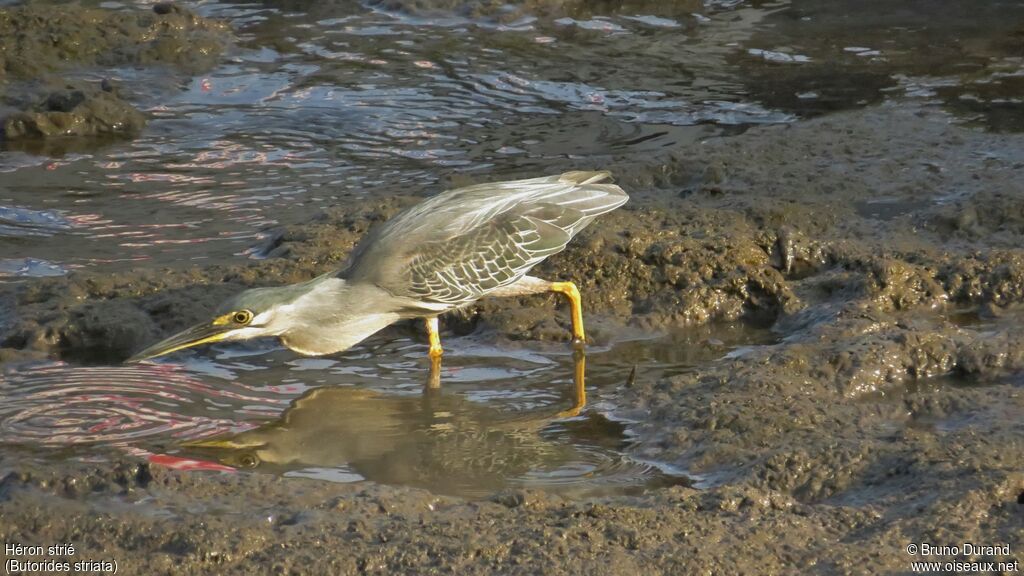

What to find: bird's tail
left=555, top=170, right=629, bottom=217
left=527, top=170, right=628, bottom=239
left=559, top=170, right=614, bottom=186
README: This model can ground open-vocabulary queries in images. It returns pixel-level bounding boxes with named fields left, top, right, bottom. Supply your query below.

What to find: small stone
left=491, top=490, right=528, bottom=508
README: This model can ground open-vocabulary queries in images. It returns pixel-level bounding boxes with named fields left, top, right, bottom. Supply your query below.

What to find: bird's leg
left=426, top=357, right=441, bottom=390
left=425, top=316, right=443, bottom=358
left=557, top=347, right=587, bottom=418
left=425, top=317, right=443, bottom=390
left=489, top=277, right=587, bottom=346
left=549, top=281, right=586, bottom=347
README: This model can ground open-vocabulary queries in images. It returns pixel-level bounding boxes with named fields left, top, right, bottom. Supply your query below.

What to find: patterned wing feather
left=342, top=171, right=627, bottom=309
left=401, top=206, right=573, bottom=305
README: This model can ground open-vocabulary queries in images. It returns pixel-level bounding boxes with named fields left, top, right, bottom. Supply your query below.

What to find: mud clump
left=1, top=273, right=245, bottom=363
left=0, top=2, right=229, bottom=145
left=3, top=84, right=146, bottom=141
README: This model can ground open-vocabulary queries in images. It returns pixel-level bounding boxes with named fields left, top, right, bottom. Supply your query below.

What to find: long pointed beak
left=181, top=436, right=265, bottom=450
left=126, top=322, right=233, bottom=363
left=181, top=436, right=267, bottom=469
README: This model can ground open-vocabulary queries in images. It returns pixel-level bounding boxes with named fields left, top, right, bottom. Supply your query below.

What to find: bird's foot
left=556, top=405, right=583, bottom=419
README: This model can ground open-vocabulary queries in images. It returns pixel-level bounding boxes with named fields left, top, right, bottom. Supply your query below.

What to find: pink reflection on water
left=148, top=453, right=236, bottom=472
left=120, top=446, right=237, bottom=473
left=0, top=362, right=289, bottom=447
left=119, top=172, right=217, bottom=185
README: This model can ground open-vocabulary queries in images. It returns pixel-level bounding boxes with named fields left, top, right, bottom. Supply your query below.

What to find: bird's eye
left=233, top=310, right=254, bottom=325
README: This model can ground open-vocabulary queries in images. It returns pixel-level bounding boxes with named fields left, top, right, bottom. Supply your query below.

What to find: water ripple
left=0, top=363, right=291, bottom=446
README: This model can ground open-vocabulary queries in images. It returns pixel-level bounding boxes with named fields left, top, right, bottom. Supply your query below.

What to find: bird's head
left=125, top=284, right=305, bottom=363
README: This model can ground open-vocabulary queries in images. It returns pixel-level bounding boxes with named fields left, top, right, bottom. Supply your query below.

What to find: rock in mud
left=2, top=84, right=146, bottom=140
left=0, top=2, right=230, bottom=145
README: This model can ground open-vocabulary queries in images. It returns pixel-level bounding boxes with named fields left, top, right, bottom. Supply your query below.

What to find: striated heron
left=127, top=171, right=628, bottom=392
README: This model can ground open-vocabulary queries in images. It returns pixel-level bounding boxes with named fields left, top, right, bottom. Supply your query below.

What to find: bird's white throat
left=276, top=277, right=401, bottom=356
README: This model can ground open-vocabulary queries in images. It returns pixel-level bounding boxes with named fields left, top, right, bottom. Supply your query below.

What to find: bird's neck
left=277, top=277, right=401, bottom=356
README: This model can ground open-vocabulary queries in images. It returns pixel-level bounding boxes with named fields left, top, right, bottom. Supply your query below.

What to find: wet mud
left=2, top=102, right=1022, bottom=572
left=2, top=0, right=1023, bottom=573
left=3, top=83, right=147, bottom=144
left=0, top=2, right=229, bottom=145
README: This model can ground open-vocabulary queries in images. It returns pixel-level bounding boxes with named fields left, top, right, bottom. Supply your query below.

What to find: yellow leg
left=425, top=317, right=442, bottom=390
left=557, top=348, right=587, bottom=418
left=549, top=281, right=585, bottom=346
left=425, top=317, right=443, bottom=359
left=426, top=355, right=441, bottom=390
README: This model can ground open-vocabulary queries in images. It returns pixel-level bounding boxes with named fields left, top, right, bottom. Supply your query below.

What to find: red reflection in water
left=147, top=453, right=236, bottom=472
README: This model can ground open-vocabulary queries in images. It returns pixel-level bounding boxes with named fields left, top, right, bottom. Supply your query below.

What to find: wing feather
left=342, top=171, right=627, bottom=309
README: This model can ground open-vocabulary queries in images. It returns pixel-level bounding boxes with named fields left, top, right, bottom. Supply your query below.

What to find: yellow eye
left=233, top=310, right=254, bottom=325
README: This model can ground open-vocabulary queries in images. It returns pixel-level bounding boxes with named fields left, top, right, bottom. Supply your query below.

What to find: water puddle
left=0, top=323, right=774, bottom=498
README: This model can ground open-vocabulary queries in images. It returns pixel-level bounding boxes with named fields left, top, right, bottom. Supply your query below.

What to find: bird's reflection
left=428, top=346, right=586, bottom=416
left=183, top=350, right=595, bottom=496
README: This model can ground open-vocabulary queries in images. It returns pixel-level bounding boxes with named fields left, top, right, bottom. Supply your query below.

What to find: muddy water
left=0, top=323, right=772, bottom=497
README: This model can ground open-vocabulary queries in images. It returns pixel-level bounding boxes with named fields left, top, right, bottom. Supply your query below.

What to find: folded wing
left=343, top=171, right=628, bottom=308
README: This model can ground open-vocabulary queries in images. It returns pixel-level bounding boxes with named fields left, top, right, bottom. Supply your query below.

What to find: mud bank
left=2, top=102, right=1023, bottom=572
left=0, top=2, right=229, bottom=145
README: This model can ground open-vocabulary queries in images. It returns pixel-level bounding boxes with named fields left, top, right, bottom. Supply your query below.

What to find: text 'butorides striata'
left=128, top=171, right=628, bottom=378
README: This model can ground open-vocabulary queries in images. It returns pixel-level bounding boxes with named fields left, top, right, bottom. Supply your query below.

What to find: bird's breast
left=279, top=312, right=402, bottom=356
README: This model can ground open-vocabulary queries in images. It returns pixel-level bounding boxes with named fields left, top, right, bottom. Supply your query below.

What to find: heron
left=127, top=171, right=628, bottom=391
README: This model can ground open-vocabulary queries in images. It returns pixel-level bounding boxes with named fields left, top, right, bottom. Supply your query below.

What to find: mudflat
left=1, top=0, right=1022, bottom=573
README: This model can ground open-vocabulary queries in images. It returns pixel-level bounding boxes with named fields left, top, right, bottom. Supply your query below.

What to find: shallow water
left=0, top=323, right=774, bottom=497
